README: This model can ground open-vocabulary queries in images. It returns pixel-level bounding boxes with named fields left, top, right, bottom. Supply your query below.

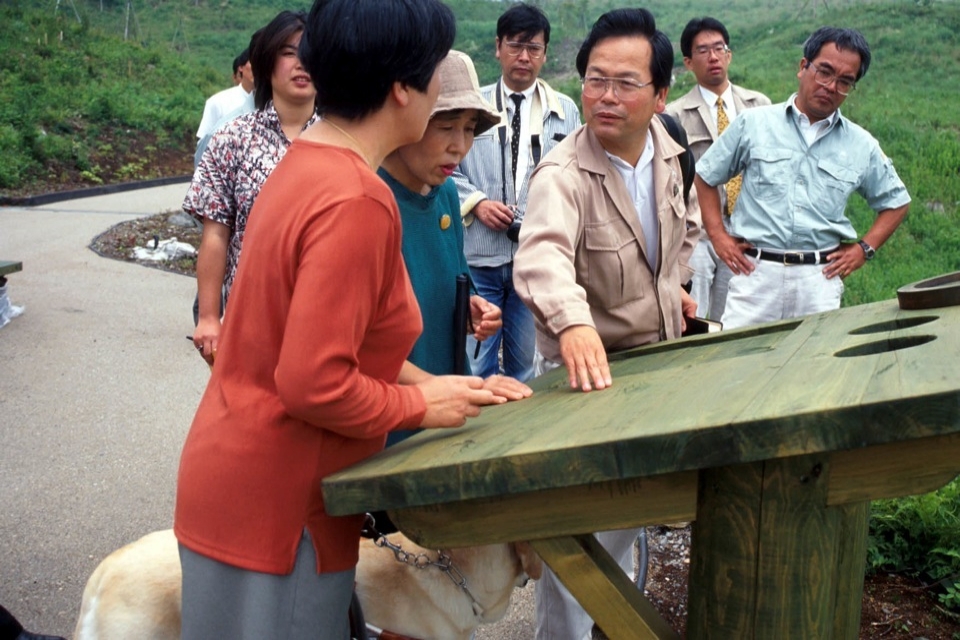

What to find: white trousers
left=689, top=237, right=734, bottom=321
left=721, top=257, right=844, bottom=330
left=534, top=528, right=641, bottom=640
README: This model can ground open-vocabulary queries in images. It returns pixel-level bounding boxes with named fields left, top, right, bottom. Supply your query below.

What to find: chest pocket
left=817, top=159, right=860, bottom=197
left=750, top=147, right=793, bottom=201
left=582, top=218, right=645, bottom=308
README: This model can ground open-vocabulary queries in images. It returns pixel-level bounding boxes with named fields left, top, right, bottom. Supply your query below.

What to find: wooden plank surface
left=324, top=300, right=960, bottom=516
left=0, top=260, right=23, bottom=277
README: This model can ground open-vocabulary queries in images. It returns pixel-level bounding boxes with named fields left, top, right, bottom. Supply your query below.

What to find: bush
left=868, top=479, right=960, bottom=610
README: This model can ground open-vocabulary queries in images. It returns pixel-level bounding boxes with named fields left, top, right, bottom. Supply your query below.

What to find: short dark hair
left=232, top=49, right=249, bottom=76
left=497, top=2, right=550, bottom=45
left=803, top=26, right=871, bottom=81
left=679, top=17, right=730, bottom=59
left=300, top=0, right=455, bottom=121
left=251, top=11, right=307, bottom=110
left=576, top=8, right=673, bottom=93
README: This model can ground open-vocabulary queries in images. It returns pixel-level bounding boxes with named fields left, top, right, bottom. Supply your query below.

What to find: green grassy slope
left=3, top=0, right=958, bottom=306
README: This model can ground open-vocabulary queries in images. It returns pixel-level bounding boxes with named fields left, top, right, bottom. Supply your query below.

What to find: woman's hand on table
left=416, top=375, right=504, bottom=428
left=482, top=374, right=533, bottom=402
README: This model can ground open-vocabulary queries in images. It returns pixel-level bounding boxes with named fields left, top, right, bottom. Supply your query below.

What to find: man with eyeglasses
left=695, top=27, right=910, bottom=330
left=453, top=2, right=580, bottom=383
left=514, top=9, right=699, bottom=638
left=665, top=17, right=771, bottom=322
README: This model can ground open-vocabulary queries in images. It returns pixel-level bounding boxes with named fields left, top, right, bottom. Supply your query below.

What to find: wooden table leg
left=531, top=534, right=679, bottom=640
left=687, top=454, right=866, bottom=639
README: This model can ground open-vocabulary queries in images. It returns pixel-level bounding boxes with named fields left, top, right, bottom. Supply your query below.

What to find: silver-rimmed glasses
left=502, top=41, right=545, bottom=60
left=807, top=61, right=856, bottom=96
left=581, top=76, right=652, bottom=101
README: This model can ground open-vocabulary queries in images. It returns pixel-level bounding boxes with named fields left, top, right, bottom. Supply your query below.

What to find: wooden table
left=324, top=299, right=960, bottom=639
left=0, top=260, right=22, bottom=278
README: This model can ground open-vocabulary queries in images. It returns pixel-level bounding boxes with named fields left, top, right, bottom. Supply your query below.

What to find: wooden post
left=688, top=454, right=851, bottom=638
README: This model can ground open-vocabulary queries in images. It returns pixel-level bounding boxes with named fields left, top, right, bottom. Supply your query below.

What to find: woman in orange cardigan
left=174, top=2, right=501, bottom=638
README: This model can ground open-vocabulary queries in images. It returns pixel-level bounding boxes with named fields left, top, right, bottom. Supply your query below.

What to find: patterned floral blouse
left=183, top=102, right=320, bottom=305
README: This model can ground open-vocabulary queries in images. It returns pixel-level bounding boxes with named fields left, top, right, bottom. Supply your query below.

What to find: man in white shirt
left=665, top=17, right=770, bottom=321
left=453, top=2, right=581, bottom=382
left=194, top=48, right=254, bottom=167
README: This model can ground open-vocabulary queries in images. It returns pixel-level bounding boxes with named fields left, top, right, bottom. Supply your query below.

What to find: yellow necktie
left=716, top=97, right=741, bottom=216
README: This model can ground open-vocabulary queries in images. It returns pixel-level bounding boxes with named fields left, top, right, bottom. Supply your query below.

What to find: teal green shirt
left=697, top=95, right=910, bottom=251
left=378, top=170, right=471, bottom=445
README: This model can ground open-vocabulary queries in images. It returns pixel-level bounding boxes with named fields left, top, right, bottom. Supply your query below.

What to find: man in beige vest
left=665, top=17, right=770, bottom=321
left=514, top=9, right=699, bottom=637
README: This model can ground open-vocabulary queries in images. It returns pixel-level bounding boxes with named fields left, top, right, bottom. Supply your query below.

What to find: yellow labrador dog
left=74, top=529, right=541, bottom=640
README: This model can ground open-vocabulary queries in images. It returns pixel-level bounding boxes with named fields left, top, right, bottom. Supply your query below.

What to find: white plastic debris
left=0, top=283, right=24, bottom=328
left=131, top=237, right=197, bottom=262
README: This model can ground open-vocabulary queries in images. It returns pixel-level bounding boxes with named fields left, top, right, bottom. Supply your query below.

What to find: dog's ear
left=514, top=542, right=543, bottom=581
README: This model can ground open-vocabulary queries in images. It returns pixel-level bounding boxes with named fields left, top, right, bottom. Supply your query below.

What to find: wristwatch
left=857, top=239, right=876, bottom=260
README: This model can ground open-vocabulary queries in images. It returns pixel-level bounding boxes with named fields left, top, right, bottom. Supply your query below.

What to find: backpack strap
left=656, top=113, right=695, bottom=206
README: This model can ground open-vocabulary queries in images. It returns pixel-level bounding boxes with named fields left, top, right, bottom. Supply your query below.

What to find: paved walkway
left=0, top=185, right=209, bottom=636
left=0, top=185, right=536, bottom=639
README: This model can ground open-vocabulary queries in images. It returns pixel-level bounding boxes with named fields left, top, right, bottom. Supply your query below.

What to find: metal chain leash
left=362, top=514, right=484, bottom=617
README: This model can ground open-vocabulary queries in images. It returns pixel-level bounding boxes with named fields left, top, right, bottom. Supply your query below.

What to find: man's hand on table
left=559, top=325, right=611, bottom=393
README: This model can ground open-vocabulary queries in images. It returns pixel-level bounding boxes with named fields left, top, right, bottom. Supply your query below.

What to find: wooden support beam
left=532, top=534, right=679, bottom=640
left=390, top=471, right=697, bottom=548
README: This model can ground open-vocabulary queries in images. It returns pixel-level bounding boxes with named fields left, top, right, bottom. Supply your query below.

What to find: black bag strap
left=656, top=113, right=694, bottom=205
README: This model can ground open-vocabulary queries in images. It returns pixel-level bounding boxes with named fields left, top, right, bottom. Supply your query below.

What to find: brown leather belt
left=744, top=247, right=838, bottom=265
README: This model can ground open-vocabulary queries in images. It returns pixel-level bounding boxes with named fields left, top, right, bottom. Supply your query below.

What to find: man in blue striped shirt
left=695, top=27, right=910, bottom=329
left=453, top=3, right=581, bottom=381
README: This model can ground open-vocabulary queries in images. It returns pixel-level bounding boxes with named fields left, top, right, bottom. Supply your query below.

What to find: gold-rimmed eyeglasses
left=502, top=41, right=545, bottom=60
left=807, top=61, right=856, bottom=96
left=581, top=76, right=652, bottom=101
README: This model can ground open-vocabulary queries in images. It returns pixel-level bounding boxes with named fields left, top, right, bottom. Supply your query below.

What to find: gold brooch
left=440, top=214, right=452, bottom=230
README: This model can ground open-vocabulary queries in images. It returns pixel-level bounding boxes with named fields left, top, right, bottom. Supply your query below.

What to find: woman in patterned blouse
left=185, top=10, right=319, bottom=365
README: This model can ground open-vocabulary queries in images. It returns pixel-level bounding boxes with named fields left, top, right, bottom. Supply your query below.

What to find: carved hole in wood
left=833, top=335, right=937, bottom=358
left=848, top=316, right=939, bottom=335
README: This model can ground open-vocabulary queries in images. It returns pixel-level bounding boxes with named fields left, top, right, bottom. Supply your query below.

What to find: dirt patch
left=596, top=525, right=960, bottom=639
left=89, top=211, right=201, bottom=277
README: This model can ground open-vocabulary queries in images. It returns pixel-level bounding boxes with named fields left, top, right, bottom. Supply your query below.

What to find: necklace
left=323, top=119, right=373, bottom=168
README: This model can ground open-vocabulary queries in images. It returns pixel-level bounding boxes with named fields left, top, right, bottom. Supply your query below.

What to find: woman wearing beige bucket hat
left=379, top=50, right=533, bottom=449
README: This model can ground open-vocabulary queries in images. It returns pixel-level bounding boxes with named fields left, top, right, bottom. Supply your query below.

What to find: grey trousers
left=179, top=530, right=355, bottom=640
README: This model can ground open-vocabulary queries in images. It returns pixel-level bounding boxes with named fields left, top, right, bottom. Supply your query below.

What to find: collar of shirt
left=699, top=84, right=738, bottom=124
left=259, top=101, right=321, bottom=144
left=501, top=80, right=539, bottom=119
left=789, top=93, right=840, bottom=146
left=605, top=133, right=658, bottom=269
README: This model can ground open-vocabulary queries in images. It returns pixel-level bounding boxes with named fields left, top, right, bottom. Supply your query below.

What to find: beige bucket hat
left=432, top=50, right=502, bottom=136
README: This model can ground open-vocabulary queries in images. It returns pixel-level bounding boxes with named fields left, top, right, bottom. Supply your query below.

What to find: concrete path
left=0, top=184, right=536, bottom=639
left=1, top=185, right=209, bottom=637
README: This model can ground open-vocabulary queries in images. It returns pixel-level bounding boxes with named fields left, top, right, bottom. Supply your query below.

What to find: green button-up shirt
left=697, top=95, right=910, bottom=251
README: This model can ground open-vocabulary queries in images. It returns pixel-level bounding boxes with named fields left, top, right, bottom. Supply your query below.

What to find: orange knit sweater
left=175, top=141, right=426, bottom=575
